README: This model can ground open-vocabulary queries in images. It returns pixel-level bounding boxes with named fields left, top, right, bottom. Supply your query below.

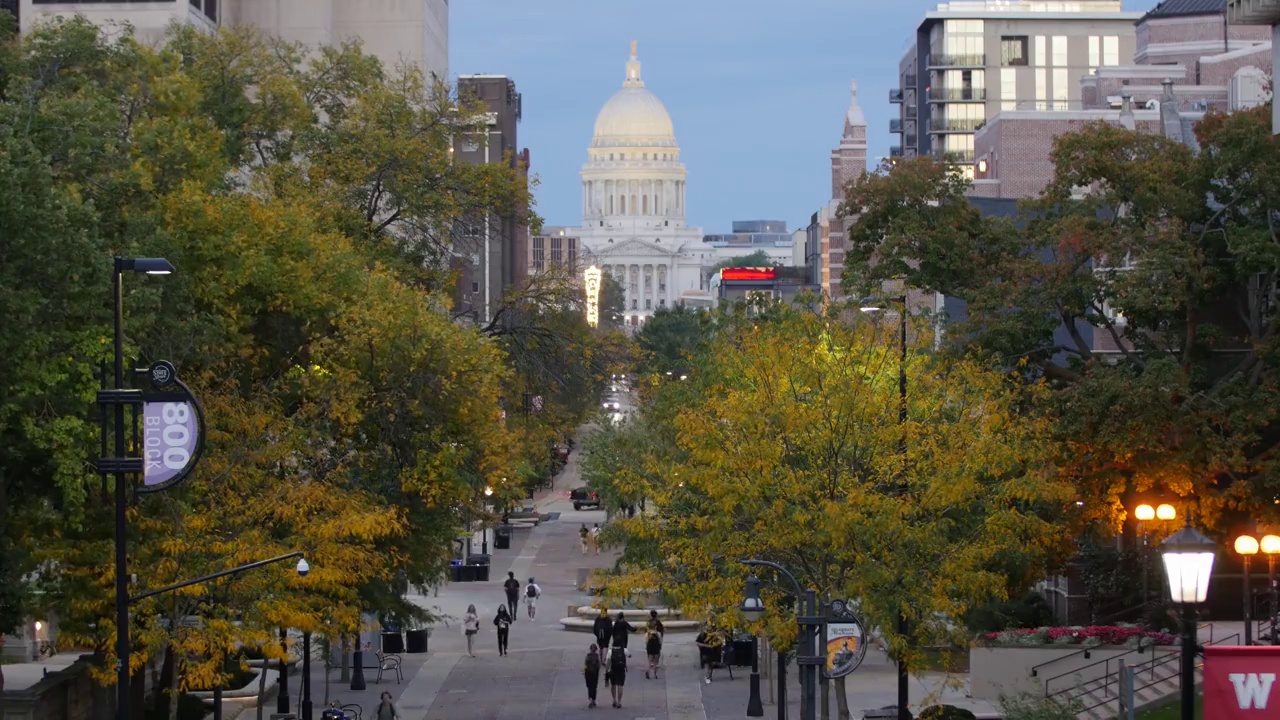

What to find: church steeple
left=624, top=40, right=644, bottom=88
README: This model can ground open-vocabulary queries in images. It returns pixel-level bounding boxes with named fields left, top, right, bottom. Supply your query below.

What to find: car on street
left=602, top=400, right=621, bottom=410
left=570, top=487, right=601, bottom=511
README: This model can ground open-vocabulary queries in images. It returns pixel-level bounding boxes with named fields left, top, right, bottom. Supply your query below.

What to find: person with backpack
left=583, top=643, right=602, bottom=708
left=375, top=691, right=399, bottom=720
left=695, top=623, right=724, bottom=684
left=609, top=611, right=636, bottom=649
left=503, top=571, right=520, bottom=620
left=592, top=611, right=613, bottom=651
left=524, top=577, right=542, bottom=620
left=644, top=610, right=664, bottom=679
left=493, top=605, right=512, bottom=656
left=579, top=524, right=589, bottom=555
left=590, top=523, right=601, bottom=555
left=608, top=642, right=628, bottom=708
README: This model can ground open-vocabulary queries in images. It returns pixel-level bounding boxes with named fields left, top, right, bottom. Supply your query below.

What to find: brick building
left=808, top=81, right=868, bottom=300
left=972, top=0, right=1272, bottom=199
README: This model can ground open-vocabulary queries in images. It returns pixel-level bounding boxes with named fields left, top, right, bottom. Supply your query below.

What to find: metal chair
left=374, top=650, right=403, bottom=684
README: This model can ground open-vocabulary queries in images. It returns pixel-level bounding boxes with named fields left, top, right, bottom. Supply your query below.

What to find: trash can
left=495, top=525, right=512, bottom=550
left=380, top=631, right=404, bottom=654
left=466, top=555, right=490, bottom=582
left=405, top=629, right=429, bottom=654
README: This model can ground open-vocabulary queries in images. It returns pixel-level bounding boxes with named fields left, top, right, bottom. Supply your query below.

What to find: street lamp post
left=482, top=486, right=493, bottom=555
left=301, top=631, right=313, bottom=720
left=1160, top=525, right=1216, bottom=720
left=740, top=575, right=766, bottom=718
left=1135, top=504, right=1155, bottom=611
left=861, top=293, right=910, bottom=720
left=1235, top=535, right=1260, bottom=645
left=740, top=560, right=823, bottom=720
left=1263, top=534, right=1280, bottom=644
left=104, top=256, right=174, bottom=720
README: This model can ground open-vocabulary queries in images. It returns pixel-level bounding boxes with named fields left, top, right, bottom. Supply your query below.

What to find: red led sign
left=721, top=267, right=776, bottom=281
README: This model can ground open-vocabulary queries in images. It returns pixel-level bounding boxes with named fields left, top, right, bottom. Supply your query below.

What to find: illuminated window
left=1052, top=36, right=1067, bottom=66
left=1103, top=36, right=1119, bottom=66
left=1053, top=69, right=1068, bottom=110
left=1088, top=37, right=1100, bottom=69
left=1034, top=36, right=1046, bottom=67
left=1035, top=69, right=1047, bottom=110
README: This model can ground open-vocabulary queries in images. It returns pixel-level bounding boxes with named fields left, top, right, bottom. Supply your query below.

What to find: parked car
left=570, top=487, right=601, bottom=511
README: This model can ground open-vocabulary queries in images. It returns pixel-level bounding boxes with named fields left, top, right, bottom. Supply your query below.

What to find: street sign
left=824, top=600, right=868, bottom=679
left=138, top=361, right=205, bottom=493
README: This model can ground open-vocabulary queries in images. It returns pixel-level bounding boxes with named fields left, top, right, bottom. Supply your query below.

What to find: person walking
left=583, top=643, right=602, bottom=708
left=375, top=691, right=399, bottom=720
left=524, top=577, right=542, bottom=620
left=463, top=604, right=479, bottom=657
left=579, top=524, right=590, bottom=555
left=592, top=611, right=614, bottom=651
left=695, top=624, right=723, bottom=684
left=644, top=610, right=664, bottom=679
left=590, top=523, right=601, bottom=555
left=608, top=642, right=628, bottom=708
left=493, top=605, right=512, bottom=656
left=609, top=611, right=636, bottom=650
left=503, top=571, right=520, bottom=620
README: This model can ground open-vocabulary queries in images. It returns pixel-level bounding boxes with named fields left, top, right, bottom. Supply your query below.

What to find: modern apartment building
left=972, top=0, right=1272, bottom=199
left=16, top=0, right=450, bottom=81
left=453, top=75, right=530, bottom=324
left=702, top=220, right=796, bottom=267
left=891, top=0, right=1140, bottom=176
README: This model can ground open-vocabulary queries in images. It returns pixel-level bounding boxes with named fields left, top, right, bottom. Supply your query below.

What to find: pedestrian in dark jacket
left=584, top=643, right=601, bottom=708
left=610, top=611, right=636, bottom=649
left=493, top=606, right=512, bottom=656
left=592, top=612, right=614, bottom=650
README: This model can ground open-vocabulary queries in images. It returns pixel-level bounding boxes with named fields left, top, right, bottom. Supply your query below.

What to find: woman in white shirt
left=463, top=604, right=479, bottom=657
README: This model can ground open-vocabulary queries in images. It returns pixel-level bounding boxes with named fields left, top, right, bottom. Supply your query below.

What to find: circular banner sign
left=138, top=362, right=205, bottom=493
left=824, top=600, right=869, bottom=679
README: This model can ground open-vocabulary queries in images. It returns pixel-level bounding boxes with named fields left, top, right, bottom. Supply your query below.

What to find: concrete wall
left=0, top=655, right=109, bottom=720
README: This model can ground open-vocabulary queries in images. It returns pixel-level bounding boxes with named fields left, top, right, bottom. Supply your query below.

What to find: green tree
left=841, top=109, right=1280, bottom=533
left=714, top=249, right=774, bottom=270
left=635, top=305, right=710, bottom=374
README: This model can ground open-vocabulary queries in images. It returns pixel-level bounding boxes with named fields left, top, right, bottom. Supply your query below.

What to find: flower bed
left=978, top=625, right=1177, bottom=648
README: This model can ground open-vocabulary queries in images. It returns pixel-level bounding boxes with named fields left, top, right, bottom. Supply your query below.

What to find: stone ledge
left=574, top=607, right=680, bottom=620
left=559, top=617, right=699, bottom=633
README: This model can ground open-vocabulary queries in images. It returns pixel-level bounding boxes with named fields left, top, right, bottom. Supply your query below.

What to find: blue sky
left=451, top=0, right=1153, bottom=233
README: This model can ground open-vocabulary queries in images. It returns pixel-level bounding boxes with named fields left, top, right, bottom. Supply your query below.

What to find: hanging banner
left=824, top=599, right=869, bottom=679
left=138, top=361, right=206, bottom=493
left=1203, top=645, right=1280, bottom=718
left=584, top=265, right=602, bottom=327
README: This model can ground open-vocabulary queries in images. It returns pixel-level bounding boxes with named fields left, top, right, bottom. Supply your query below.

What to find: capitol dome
left=591, top=43, right=677, bottom=148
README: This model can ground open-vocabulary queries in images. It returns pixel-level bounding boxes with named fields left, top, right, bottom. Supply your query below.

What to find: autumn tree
left=841, top=109, right=1280, bottom=533
left=595, top=304, right=1068, bottom=715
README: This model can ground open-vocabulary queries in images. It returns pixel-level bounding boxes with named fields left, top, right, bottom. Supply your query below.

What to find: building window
left=660, top=299, right=666, bottom=307
left=568, top=238, right=578, bottom=267
left=551, top=237, right=562, bottom=264
left=189, top=0, right=217, bottom=22
left=609, top=153, right=614, bottom=161
left=1034, top=36, right=1046, bottom=67
left=643, top=195, right=648, bottom=214
left=532, top=236, right=544, bottom=272
left=620, top=196, right=626, bottom=214
left=1088, top=36, right=1100, bottom=70
left=632, top=300, right=638, bottom=310
left=608, top=196, right=613, bottom=214
left=461, top=138, right=479, bottom=152
left=472, top=282, right=480, bottom=293
left=645, top=299, right=652, bottom=310
left=1001, top=68, right=1017, bottom=110
left=1053, top=68, right=1068, bottom=110
left=1035, top=68, right=1047, bottom=110
left=631, top=194, right=638, bottom=215
left=1051, top=36, right=1067, bottom=66
left=1103, top=36, right=1119, bottom=66
left=1001, top=36, right=1028, bottom=66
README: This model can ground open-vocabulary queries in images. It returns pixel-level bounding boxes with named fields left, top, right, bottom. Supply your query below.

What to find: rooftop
left=1141, top=0, right=1225, bottom=21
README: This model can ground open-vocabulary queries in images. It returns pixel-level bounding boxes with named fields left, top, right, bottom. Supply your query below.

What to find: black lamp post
left=741, top=559, right=823, bottom=720
left=301, top=630, right=313, bottom=720
left=1236, top=535, right=1259, bottom=645
left=481, top=486, right=493, bottom=555
left=860, top=293, right=910, bottom=720
left=104, top=256, right=174, bottom=720
left=739, top=574, right=766, bottom=718
left=1263, top=535, right=1280, bottom=644
left=1160, top=524, right=1216, bottom=720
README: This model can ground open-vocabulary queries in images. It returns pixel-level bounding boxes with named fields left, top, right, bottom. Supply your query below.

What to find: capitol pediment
left=591, top=237, right=681, bottom=257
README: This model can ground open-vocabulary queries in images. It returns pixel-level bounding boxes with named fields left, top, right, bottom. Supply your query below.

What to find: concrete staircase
left=1056, top=650, right=1194, bottom=720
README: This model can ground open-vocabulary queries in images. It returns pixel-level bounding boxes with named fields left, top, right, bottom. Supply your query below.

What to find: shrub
left=978, top=625, right=1176, bottom=647
left=918, top=705, right=978, bottom=720
left=965, top=592, right=1054, bottom=634
left=999, top=692, right=1083, bottom=720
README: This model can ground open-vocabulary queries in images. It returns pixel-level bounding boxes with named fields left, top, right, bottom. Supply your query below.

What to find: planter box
left=970, top=644, right=1178, bottom=700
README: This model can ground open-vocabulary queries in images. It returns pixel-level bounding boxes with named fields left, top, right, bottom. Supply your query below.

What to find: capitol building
left=574, top=43, right=717, bottom=325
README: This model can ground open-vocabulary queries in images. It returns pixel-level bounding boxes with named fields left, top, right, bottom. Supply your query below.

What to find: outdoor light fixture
left=296, top=558, right=310, bottom=577
left=1236, top=535, right=1260, bottom=556
left=976, top=158, right=988, bottom=174
left=1156, top=503, right=1177, bottom=521
left=740, top=574, right=765, bottom=622
left=1135, top=504, right=1156, bottom=522
left=1264, top=535, right=1280, bottom=645
left=1162, top=525, right=1216, bottom=720
left=34, top=621, right=43, bottom=632
left=484, top=486, right=493, bottom=497
left=1263, top=535, right=1280, bottom=555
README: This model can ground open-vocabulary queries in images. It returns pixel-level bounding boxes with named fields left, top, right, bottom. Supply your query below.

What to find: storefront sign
left=824, top=599, right=868, bottom=678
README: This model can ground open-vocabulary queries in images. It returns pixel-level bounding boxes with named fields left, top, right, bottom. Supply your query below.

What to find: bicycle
left=322, top=701, right=362, bottom=720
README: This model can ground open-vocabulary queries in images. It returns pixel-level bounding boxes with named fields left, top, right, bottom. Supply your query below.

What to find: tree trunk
left=340, top=634, right=350, bottom=683
left=164, top=645, right=180, bottom=720
left=0, top=636, right=6, bottom=693
left=822, top=678, right=831, bottom=720
left=835, top=674, right=852, bottom=720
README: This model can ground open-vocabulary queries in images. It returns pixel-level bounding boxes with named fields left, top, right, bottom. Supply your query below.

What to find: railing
left=889, top=145, right=903, bottom=157
left=927, top=53, right=986, bottom=68
left=933, top=149, right=975, bottom=163
left=890, top=88, right=904, bottom=103
left=890, top=118, right=903, bottom=133
left=929, top=118, right=985, bottom=133
left=1041, top=640, right=1150, bottom=698
left=927, top=87, right=987, bottom=102
left=1081, top=632, right=1240, bottom=714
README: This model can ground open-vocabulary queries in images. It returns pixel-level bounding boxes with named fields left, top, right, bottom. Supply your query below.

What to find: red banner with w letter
left=1204, top=646, right=1280, bottom=718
